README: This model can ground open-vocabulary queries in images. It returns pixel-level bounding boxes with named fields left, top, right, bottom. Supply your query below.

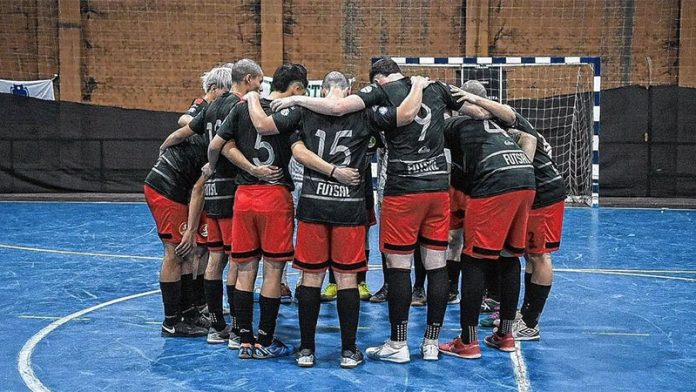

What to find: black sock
left=233, top=289, right=254, bottom=344
left=380, top=252, right=389, bottom=288
left=179, top=273, right=195, bottom=316
left=497, top=257, right=521, bottom=333
left=329, top=269, right=336, bottom=284
left=193, top=274, right=206, bottom=307
left=160, top=281, right=181, bottom=326
left=425, top=267, right=448, bottom=340
left=337, top=288, right=360, bottom=351
left=413, top=247, right=426, bottom=289
left=522, top=272, right=533, bottom=312
left=296, top=286, right=321, bottom=352
left=460, top=255, right=486, bottom=344
left=447, top=260, right=460, bottom=290
left=522, top=282, right=551, bottom=328
left=387, top=268, right=411, bottom=342
left=204, top=279, right=225, bottom=330
left=484, top=262, right=500, bottom=301
left=226, top=284, right=237, bottom=331
left=257, top=295, right=281, bottom=347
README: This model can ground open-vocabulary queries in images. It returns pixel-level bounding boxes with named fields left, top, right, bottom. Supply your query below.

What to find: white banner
left=0, top=78, right=55, bottom=100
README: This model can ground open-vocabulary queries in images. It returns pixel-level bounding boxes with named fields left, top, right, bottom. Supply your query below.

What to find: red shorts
left=380, top=191, right=450, bottom=254
left=294, top=221, right=367, bottom=273
left=144, top=185, right=207, bottom=245
left=464, top=189, right=535, bottom=259
left=207, top=216, right=233, bottom=254
left=449, top=187, right=468, bottom=230
left=527, top=201, right=564, bottom=254
left=230, top=185, right=294, bottom=262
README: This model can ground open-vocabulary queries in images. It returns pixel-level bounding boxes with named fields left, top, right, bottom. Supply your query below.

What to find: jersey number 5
left=253, top=134, right=275, bottom=165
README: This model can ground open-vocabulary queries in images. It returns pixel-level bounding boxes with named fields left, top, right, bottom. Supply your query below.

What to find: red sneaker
left=484, top=332, right=516, bottom=352
left=438, top=337, right=482, bottom=359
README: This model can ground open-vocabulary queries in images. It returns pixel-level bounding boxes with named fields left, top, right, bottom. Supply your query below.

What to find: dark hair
left=369, top=56, right=401, bottom=82
left=271, top=63, right=308, bottom=93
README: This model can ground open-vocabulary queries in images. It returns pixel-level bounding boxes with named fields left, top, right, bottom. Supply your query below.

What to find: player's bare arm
left=506, top=128, right=537, bottom=161
left=395, top=76, right=434, bottom=126
left=206, top=134, right=228, bottom=175
left=177, top=114, right=193, bottom=127
left=450, top=85, right=516, bottom=126
left=159, top=125, right=195, bottom=155
left=245, top=91, right=280, bottom=136
left=175, top=171, right=209, bottom=258
left=222, top=140, right=282, bottom=182
left=271, top=94, right=366, bottom=116
left=291, top=140, right=360, bottom=186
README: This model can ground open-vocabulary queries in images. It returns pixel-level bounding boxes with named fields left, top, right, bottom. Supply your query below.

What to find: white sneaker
left=227, top=331, right=241, bottom=350
left=512, top=318, right=540, bottom=341
left=365, top=340, right=410, bottom=363
left=421, top=339, right=439, bottom=361
left=295, top=348, right=315, bottom=367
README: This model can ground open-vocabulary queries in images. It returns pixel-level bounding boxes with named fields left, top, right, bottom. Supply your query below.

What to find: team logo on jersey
left=368, top=136, right=377, bottom=149
left=199, top=224, right=208, bottom=238
left=417, top=146, right=431, bottom=154
left=379, top=107, right=388, bottom=115
left=179, top=222, right=188, bottom=235
left=360, top=85, right=373, bottom=93
left=504, top=140, right=515, bottom=146
left=280, top=108, right=290, bottom=116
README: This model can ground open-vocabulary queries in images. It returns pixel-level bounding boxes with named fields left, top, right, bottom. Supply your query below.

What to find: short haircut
left=321, top=71, right=349, bottom=90
left=462, top=80, right=488, bottom=98
left=231, top=58, right=262, bottom=83
left=271, top=63, right=308, bottom=93
left=369, top=56, right=401, bottom=82
left=221, top=62, right=235, bottom=69
left=202, top=67, right=233, bottom=93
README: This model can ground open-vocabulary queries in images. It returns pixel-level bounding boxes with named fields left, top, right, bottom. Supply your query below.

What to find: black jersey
left=364, top=134, right=383, bottom=211
left=217, top=98, right=299, bottom=190
left=443, top=120, right=468, bottom=192
left=185, top=97, right=208, bottom=118
left=511, top=112, right=566, bottom=208
left=356, top=79, right=464, bottom=196
left=444, top=117, right=535, bottom=198
left=188, top=92, right=242, bottom=217
left=144, top=134, right=208, bottom=204
left=292, top=108, right=383, bottom=226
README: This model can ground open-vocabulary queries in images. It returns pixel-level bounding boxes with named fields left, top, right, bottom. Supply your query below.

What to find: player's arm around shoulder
left=507, top=128, right=537, bottom=161
left=271, top=94, right=366, bottom=117
left=394, top=75, right=433, bottom=126
left=245, top=91, right=279, bottom=135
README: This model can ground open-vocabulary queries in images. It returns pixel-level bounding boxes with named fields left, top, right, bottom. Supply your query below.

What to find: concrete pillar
left=261, top=0, right=284, bottom=75
left=58, top=0, right=81, bottom=101
left=466, top=0, right=490, bottom=57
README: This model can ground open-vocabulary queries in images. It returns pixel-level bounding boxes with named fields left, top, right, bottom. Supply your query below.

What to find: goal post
left=376, top=56, right=600, bottom=207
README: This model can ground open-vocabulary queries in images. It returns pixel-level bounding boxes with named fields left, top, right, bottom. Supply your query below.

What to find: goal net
left=389, top=57, right=599, bottom=207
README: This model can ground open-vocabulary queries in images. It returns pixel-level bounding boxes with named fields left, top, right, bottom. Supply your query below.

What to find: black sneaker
left=340, top=347, right=364, bottom=368
left=183, top=309, right=211, bottom=329
left=447, top=287, right=460, bottom=305
left=161, top=321, right=207, bottom=338
left=369, top=285, right=388, bottom=303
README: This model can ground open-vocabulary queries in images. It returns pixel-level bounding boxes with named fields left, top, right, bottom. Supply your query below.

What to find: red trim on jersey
left=230, top=185, right=294, bottom=262
left=463, top=189, right=535, bottom=260
left=380, top=192, right=450, bottom=254
left=527, top=200, right=564, bottom=254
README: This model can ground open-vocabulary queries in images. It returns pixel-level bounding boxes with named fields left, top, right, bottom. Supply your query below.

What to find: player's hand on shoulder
left=332, top=166, right=360, bottom=186
left=411, top=75, right=433, bottom=89
left=270, top=96, right=296, bottom=112
left=243, top=91, right=260, bottom=101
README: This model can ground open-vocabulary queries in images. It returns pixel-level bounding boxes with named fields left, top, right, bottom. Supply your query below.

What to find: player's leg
left=233, top=257, right=260, bottom=358
left=331, top=224, right=368, bottom=368
left=411, top=244, right=427, bottom=307
left=293, top=221, right=331, bottom=367
left=321, top=266, right=338, bottom=302
left=193, top=246, right=208, bottom=312
left=446, top=228, right=463, bottom=304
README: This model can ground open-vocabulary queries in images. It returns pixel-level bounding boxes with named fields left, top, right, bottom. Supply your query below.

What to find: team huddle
left=143, top=56, right=565, bottom=368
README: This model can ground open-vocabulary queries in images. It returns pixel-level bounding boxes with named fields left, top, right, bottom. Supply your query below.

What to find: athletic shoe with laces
left=447, top=290, right=460, bottom=305
left=411, top=287, right=426, bottom=307
left=295, top=348, right=315, bottom=367
left=161, top=321, right=208, bottom=338
left=183, top=308, right=211, bottom=329
left=358, top=281, right=372, bottom=301
left=321, top=283, right=338, bottom=301
left=480, top=297, right=500, bottom=313
left=253, top=337, right=295, bottom=359
left=512, top=318, right=540, bottom=341
left=492, top=310, right=522, bottom=328
left=480, top=311, right=499, bottom=328
left=238, top=344, right=254, bottom=359
left=369, top=285, right=388, bottom=303
left=485, top=332, right=516, bottom=352
left=420, top=339, right=439, bottom=361
left=227, top=333, right=241, bottom=350
left=207, top=325, right=232, bottom=344
left=438, top=337, right=482, bottom=359
left=280, top=283, right=293, bottom=304
left=340, top=347, right=364, bottom=368
left=366, top=340, right=410, bottom=363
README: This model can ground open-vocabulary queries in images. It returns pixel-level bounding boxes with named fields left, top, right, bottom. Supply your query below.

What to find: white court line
left=511, top=341, right=531, bottom=392
left=0, top=244, right=159, bottom=260
left=557, top=269, right=696, bottom=282
left=18, top=289, right=160, bottom=392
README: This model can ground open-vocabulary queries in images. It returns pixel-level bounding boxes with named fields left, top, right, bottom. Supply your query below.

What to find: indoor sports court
left=2, top=1, right=695, bottom=391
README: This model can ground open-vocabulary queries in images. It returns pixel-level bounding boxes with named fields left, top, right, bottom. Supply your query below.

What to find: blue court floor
left=1, top=202, right=694, bottom=391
